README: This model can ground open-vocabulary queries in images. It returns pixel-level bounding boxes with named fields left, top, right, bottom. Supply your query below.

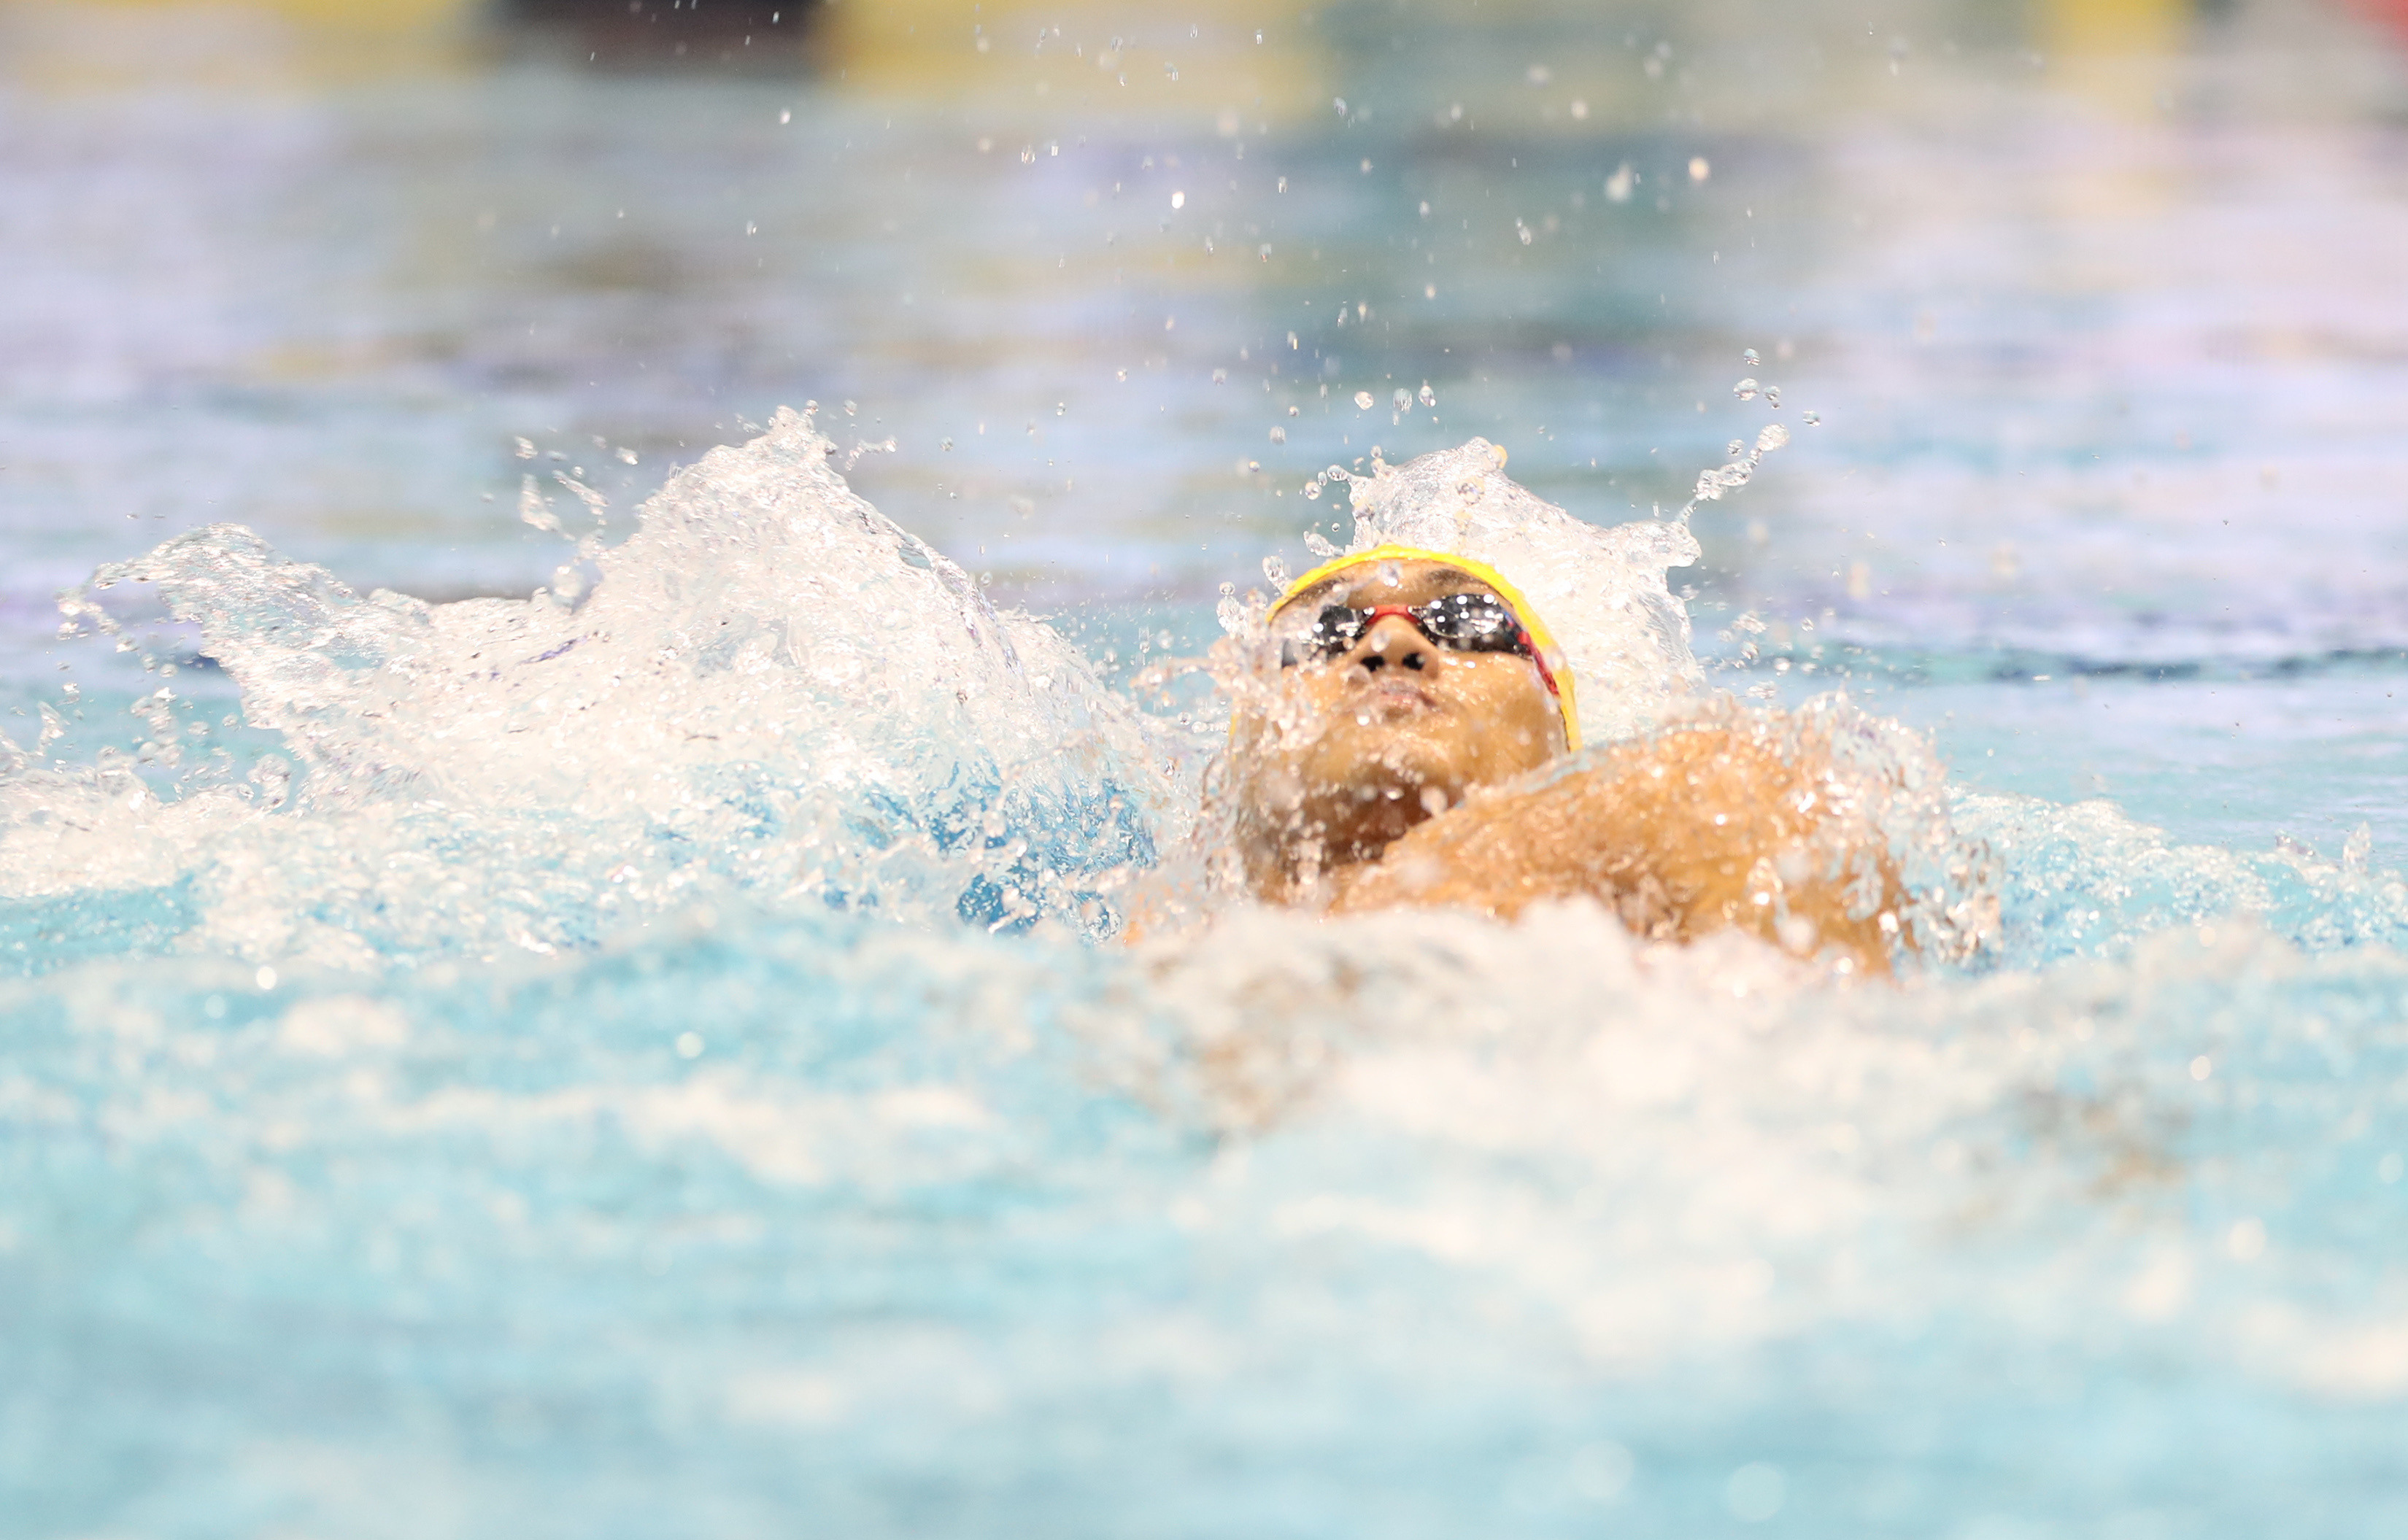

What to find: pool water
left=7, top=1, right=2408, bottom=1535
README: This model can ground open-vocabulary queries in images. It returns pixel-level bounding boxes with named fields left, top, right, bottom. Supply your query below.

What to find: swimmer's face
left=1233, top=557, right=1568, bottom=864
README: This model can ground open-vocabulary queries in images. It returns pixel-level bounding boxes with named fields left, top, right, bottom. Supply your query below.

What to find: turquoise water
left=9, top=2, right=2408, bottom=1534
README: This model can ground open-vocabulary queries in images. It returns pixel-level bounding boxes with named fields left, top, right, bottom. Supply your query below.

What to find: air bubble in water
left=1354, top=391, right=1375, bottom=410
left=1743, top=348, right=1760, bottom=367
left=1734, top=378, right=1759, bottom=401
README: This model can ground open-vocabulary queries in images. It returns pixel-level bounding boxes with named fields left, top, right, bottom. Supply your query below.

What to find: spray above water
left=4, top=408, right=2372, bottom=992
left=9, top=407, right=1179, bottom=968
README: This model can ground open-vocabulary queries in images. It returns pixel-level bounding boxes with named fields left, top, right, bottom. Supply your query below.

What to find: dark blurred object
left=495, top=0, right=822, bottom=71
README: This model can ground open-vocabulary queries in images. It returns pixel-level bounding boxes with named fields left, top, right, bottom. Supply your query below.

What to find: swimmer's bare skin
left=1327, top=722, right=1902, bottom=971
left=1222, top=557, right=1906, bottom=972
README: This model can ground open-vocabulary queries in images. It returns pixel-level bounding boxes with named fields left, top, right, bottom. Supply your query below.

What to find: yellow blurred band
left=1267, top=543, right=1580, bottom=752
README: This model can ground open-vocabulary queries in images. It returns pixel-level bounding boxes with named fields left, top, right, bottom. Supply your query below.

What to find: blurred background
left=3, top=0, right=2407, bottom=844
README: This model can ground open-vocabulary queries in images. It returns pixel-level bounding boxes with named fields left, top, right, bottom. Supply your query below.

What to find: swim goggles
left=1265, top=542, right=1580, bottom=750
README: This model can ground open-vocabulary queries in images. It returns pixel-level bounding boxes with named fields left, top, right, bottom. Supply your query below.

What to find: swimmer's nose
left=1350, top=613, right=1428, bottom=675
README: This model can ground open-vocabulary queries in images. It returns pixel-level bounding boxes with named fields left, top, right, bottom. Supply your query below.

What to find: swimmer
left=1214, top=545, right=1916, bottom=973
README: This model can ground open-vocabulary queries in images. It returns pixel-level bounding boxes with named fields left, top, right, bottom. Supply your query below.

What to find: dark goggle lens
left=1416, top=592, right=1524, bottom=651
left=1305, top=604, right=1367, bottom=654
left=1282, top=594, right=1530, bottom=665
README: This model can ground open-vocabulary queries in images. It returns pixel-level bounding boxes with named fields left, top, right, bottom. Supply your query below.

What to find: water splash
left=6, top=408, right=1180, bottom=970
left=1286, top=439, right=1708, bottom=744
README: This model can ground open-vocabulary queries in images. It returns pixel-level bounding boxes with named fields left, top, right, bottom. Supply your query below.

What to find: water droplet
left=1765, top=385, right=1781, bottom=408
left=1419, top=382, right=1436, bottom=407
left=1689, top=156, right=1712, bottom=182
left=1756, top=424, right=1791, bottom=453
left=1726, top=439, right=1746, bottom=457
left=1354, top=391, right=1375, bottom=410
left=1392, top=387, right=1411, bottom=411
left=1743, top=348, right=1761, bottom=366
left=2226, top=1218, right=2267, bottom=1262
left=1605, top=163, right=1634, bottom=202
left=1305, top=481, right=1324, bottom=500
left=1570, top=1442, right=1634, bottom=1501
left=1724, top=1463, right=1785, bottom=1523
left=1269, top=425, right=1287, bottom=444
left=1303, top=530, right=1338, bottom=557
left=1734, top=378, right=1759, bottom=401
left=1286, top=405, right=1300, bottom=417
left=1802, top=410, right=1821, bottom=427
left=1170, top=190, right=1186, bottom=210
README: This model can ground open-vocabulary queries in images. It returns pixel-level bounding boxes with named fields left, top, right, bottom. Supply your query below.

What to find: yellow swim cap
left=1265, top=543, right=1579, bottom=751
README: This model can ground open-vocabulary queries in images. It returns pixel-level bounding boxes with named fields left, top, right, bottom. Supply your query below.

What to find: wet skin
left=1239, top=558, right=1567, bottom=872
left=1227, top=559, right=1909, bottom=972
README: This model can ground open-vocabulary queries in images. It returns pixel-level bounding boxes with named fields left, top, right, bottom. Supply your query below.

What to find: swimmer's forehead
left=1282, top=557, right=1497, bottom=612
